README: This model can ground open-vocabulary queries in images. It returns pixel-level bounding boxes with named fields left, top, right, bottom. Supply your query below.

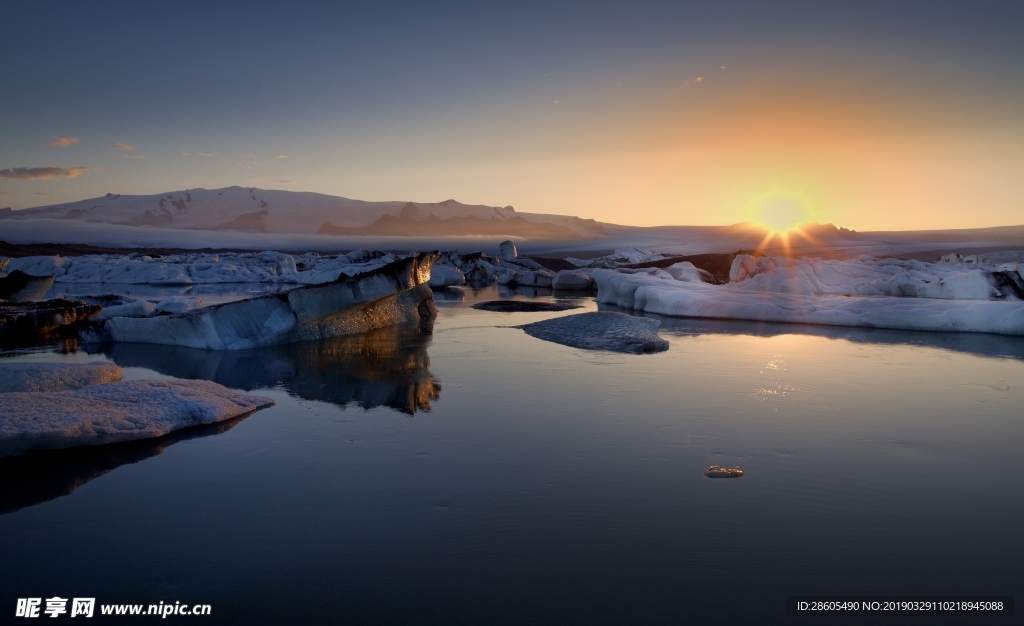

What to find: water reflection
left=91, top=325, right=441, bottom=414
left=0, top=414, right=247, bottom=515
left=599, top=302, right=1024, bottom=361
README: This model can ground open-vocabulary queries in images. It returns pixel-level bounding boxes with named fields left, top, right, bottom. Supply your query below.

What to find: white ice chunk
left=93, top=300, right=157, bottom=320
left=155, top=296, right=203, bottom=314
left=0, top=362, right=123, bottom=393
left=593, top=268, right=1024, bottom=336
left=552, top=269, right=596, bottom=290
left=0, top=379, right=274, bottom=456
left=497, top=240, right=518, bottom=261
left=428, top=264, right=466, bottom=288
left=4, top=256, right=69, bottom=277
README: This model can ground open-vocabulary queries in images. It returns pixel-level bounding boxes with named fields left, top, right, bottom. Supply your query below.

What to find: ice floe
left=0, top=379, right=274, bottom=457
left=517, top=311, right=669, bottom=353
left=0, top=362, right=122, bottom=393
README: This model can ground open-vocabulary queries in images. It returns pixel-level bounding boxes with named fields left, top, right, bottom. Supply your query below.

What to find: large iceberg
left=593, top=255, right=1024, bottom=335
left=0, top=362, right=122, bottom=393
left=727, top=254, right=1024, bottom=300
left=0, top=379, right=274, bottom=457
left=81, top=253, right=440, bottom=349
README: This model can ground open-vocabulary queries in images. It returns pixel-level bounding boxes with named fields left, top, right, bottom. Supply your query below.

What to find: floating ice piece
left=0, top=271, right=54, bottom=301
left=0, top=379, right=274, bottom=457
left=81, top=253, right=440, bottom=349
left=552, top=269, right=596, bottom=290
left=154, top=296, right=202, bottom=314
left=472, top=300, right=583, bottom=312
left=3, top=256, right=69, bottom=277
left=0, top=362, right=122, bottom=393
left=517, top=311, right=669, bottom=353
left=705, top=465, right=744, bottom=478
left=428, top=264, right=466, bottom=288
left=664, top=262, right=715, bottom=284
left=593, top=268, right=1024, bottom=336
left=497, top=240, right=518, bottom=261
left=93, top=299, right=157, bottom=320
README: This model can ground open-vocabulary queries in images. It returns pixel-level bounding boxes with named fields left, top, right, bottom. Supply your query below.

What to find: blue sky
left=2, top=1, right=1022, bottom=229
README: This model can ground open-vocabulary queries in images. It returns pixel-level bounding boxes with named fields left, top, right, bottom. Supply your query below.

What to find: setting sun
left=750, top=189, right=813, bottom=234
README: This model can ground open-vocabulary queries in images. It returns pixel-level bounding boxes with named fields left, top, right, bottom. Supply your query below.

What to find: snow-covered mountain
left=3, top=187, right=607, bottom=240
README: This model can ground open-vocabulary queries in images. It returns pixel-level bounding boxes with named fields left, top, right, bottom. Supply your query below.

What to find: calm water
left=1, top=286, right=1023, bottom=624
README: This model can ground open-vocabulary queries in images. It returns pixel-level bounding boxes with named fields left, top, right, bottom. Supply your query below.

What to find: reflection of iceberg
left=0, top=414, right=248, bottom=515
left=599, top=303, right=1024, bottom=361
left=92, top=325, right=441, bottom=414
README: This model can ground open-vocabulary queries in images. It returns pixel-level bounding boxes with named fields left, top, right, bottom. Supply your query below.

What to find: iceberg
left=428, top=264, right=467, bottom=288
left=0, top=379, right=274, bottom=457
left=593, top=264, right=1024, bottom=335
left=517, top=311, right=669, bottom=354
left=0, top=271, right=55, bottom=301
left=0, top=362, right=123, bottom=393
left=81, top=253, right=440, bottom=349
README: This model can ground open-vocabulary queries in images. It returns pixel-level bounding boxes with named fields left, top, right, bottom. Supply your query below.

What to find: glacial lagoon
left=1, top=285, right=1022, bottom=624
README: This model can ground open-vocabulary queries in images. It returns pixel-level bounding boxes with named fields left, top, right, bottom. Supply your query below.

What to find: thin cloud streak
left=50, top=137, right=79, bottom=147
left=0, top=166, right=95, bottom=180
left=124, top=154, right=147, bottom=160
left=112, top=142, right=136, bottom=152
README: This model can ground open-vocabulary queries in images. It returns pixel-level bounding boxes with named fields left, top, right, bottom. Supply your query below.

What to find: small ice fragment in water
left=705, top=465, right=744, bottom=478
left=517, top=311, right=669, bottom=353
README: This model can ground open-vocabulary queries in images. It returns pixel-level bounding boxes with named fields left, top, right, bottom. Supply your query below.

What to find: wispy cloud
left=181, top=151, right=190, bottom=156
left=112, top=142, right=136, bottom=152
left=197, top=152, right=216, bottom=157
left=50, top=136, right=79, bottom=147
left=124, top=154, right=147, bottom=160
left=236, top=162, right=259, bottom=170
left=275, top=155, right=290, bottom=159
left=35, top=191, right=48, bottom=195
left=0, top=166, right=95, bottom=180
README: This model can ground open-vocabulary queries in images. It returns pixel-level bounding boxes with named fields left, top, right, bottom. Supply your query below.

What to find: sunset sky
left=1, top=1, right=1022, bottom=230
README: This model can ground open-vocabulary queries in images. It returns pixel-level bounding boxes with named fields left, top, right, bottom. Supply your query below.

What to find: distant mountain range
left=1, top=187, right=608, bottom=240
